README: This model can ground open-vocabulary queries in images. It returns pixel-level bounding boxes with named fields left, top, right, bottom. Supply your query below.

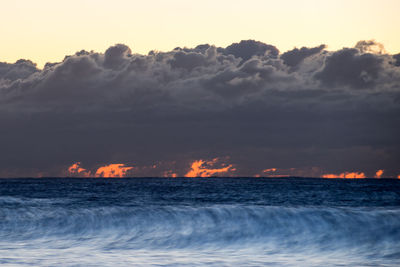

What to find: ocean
left=0, top=178, right=399, bottom=266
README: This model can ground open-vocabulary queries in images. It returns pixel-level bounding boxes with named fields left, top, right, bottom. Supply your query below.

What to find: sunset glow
left=267, top=175, right=291, bottom=178
left=322, top=172, right=367, bottom=179
left=67, top=163, right=133, bottom=178
left=66, top=162, right=396, bottom=179
left=263, top=168, right=277, bottom=173
left=184, top=159, right=234, bottom=178
left=163, top=170, right=178, bottom=178
left=95, top=164, right=133, bottom=178
left=67, top=162, right=91, bottom=177
left=375, top=170, right=384, bottom=178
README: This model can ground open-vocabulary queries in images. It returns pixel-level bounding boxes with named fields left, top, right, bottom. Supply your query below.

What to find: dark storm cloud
left=223, top=40, right=280, bottom=61
left=393, top=53, right=400, bottom=67
left=0, top=40, right=399, bottom=177
left=315, top=48, right=384, bottom=89
left=0, top=59, right=39, bottom=81
left=104, top=44, right=132, bottom=69
left=281, top=45, right=326, bottom=67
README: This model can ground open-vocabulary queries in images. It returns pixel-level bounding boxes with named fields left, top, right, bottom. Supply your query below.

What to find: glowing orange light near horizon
left=67, top=162, right=397, bottom=179
left=68, top=162, right=133, bottom=177
left=163, top=170, right=178, bottom=178
left=95, top=164, right=134, bottom=178
left=68, top=162, right=91, bottom=177
left=184, top=158, right=234, bottom=177
left=258, top=168, right=291, bottom=177
left=322, top=172, right=366, bottom=179
left=375, top=169, right=384, bottom=178
left=263, top=168, right=277, bottom=173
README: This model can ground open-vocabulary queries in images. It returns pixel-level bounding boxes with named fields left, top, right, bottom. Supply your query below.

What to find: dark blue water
left=1, top=178, right=399, bottom=266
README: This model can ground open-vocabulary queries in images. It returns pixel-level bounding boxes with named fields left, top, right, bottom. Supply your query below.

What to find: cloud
left=374, top=169, right=384, bottom=178
left=103, top=44, right=132, bottom=69
left=0, top=40, right=399, bottom=177
left=185, top=158, right=235, bottom=177
left=315, top=48, right=383, bottom=89
left=281, top=45, right=326, bottom=67
left=0, top=59, right=39, bottom=82
left=355, top=40, right=385, bottom=54
left=393, top=54, right=400, bottom=67
left=67, top=162, right=133, bottom=178
left=223, top=40, right=279, bottom=61
left=322, top=172, right=367, bottom=179
left=95, top=164, right=134, bottom=178
left=163, top=170, right=178, bottom=178
left=263, top=168, right=277, bottom=173
left=68, top=162, right=91, bottom=177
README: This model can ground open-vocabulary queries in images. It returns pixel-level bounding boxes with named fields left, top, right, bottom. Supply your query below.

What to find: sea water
left=0, top=178, right=399, bottom=266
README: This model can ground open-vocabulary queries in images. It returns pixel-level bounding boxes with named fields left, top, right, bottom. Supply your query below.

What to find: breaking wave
left=1, top=198, right=399, bottom=255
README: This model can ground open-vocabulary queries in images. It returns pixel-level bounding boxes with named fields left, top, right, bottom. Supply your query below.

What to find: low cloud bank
left=1, top=40, right=399, bottom=177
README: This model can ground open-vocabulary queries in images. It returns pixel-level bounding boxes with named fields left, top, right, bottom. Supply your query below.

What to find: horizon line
left=1, top=176, right=398, bottom=180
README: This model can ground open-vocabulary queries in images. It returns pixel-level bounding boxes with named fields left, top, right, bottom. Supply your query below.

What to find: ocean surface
left=0, top=178, right=399, bottom=266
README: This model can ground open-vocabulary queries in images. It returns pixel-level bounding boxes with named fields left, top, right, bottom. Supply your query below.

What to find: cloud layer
left=1, top=40, right=399, bottom=177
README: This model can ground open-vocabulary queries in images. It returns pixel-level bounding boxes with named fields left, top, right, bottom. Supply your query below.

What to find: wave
left=1, top=200, right=399, bottom=257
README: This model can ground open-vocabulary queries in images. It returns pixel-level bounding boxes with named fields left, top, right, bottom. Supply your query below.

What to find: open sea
left=0, top=178, right=399, bottom=266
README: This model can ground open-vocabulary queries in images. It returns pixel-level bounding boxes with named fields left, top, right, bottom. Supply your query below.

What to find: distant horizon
left=1, top=176, right=398, bottom=179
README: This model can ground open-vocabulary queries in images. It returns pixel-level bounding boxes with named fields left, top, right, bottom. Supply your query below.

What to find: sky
left=0, top=1, right=399, bottom=178
left=1, top=0, right=400, bottom=68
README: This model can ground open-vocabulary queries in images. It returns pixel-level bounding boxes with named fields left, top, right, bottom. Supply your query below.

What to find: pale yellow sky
left=1, top=0, right=399, bottom=68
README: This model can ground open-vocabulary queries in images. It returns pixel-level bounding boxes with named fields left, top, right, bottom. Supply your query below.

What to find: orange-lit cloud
left=95, top=164, right=133, bottom=178
left=68, top=162, right=91, bottom=177
left=185, top=158, right=234, bottom=177
left=258, top=168, right=292, bottom=177
left=322, top=172, right=366, bottom=179
left=263, top=168, right=277, bottom=173
left=67, top=162, right=133, bottom=177
left=398, top=175, right=400, bottom=179
left=374, top=169, right=384, bottom=178
left=163, top=170, right=178, bottom=178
